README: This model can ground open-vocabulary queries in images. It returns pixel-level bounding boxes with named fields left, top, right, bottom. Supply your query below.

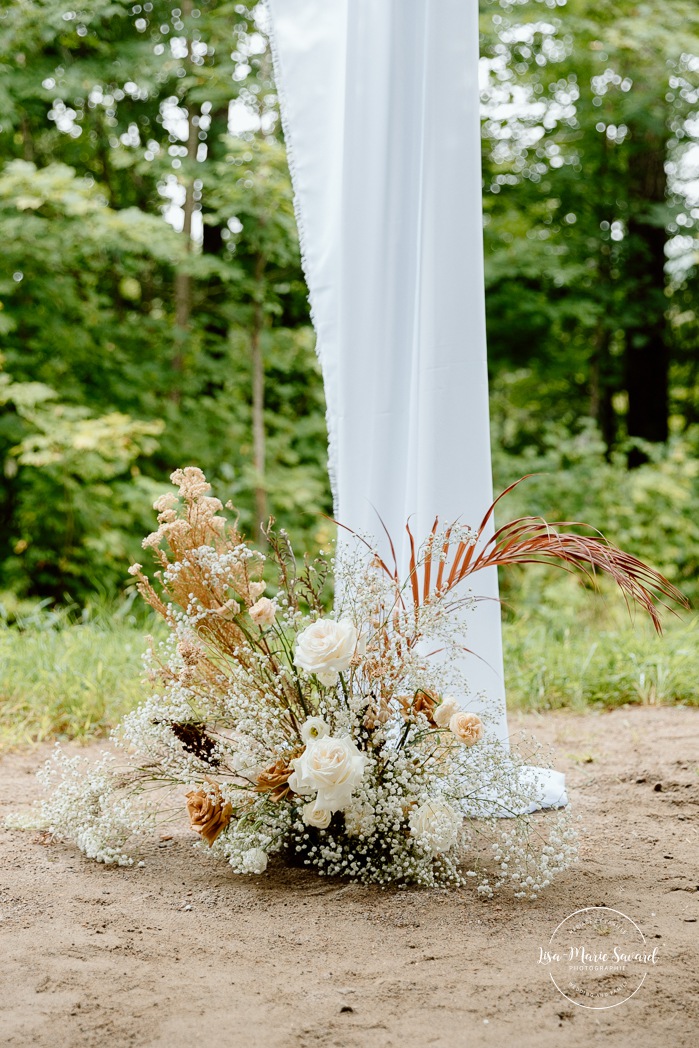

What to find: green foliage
left=0, top=0, right=696, bottom=625
left=492, top=409, right=699, bottom=603
left=503, top=607, right=699, bottom=712
left=503, top=608, right=699, bottom=711
left=0, top=4, right=331, bottom=602
left=480, top=0, right=699, bottom=447
left=0, top=357, right=165, bottom=598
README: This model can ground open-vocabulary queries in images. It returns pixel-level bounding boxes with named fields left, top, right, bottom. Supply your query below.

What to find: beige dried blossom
left=170, top=466, right=211, bottom=500
left=200, top=495, right=224, bottom=515
left=177, top=635, right=205, bottom=666
left=363, top=657, right=388, bottom=681
left=179, top=665, right=197, bottom=686
left=362, top=700, right=391, bottom=731
left=153, top=493, right=178, bottom=513
left=362, top=704, right=379, bottom=731
left=133, top=468, right=297, bottom=726
left=141, top=517, right=191, bottom=553
left=244, top=580, right=266, bottom=604
left=411, top=688, right=439, bottom=726
left=210, top=598, right=242, bottom=619
left=153, top=493, right=179, bottom=524
left=127, top=564, right=169, bottom=618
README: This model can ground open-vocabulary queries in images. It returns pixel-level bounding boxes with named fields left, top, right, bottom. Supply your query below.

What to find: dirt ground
left=1, top=705, right=697, bottom=1048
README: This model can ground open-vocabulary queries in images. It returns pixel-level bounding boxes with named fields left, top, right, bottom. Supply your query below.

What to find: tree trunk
left=20, top=113, right=34, bottom=162
left=201, top=104, right=230, bottom=355
left=201, top=104, right=229, bottom=258
left=590, top=318, right=616, bottom=452
left=251, top=252, right=267, bottom=541
left=590, top=220, right=616, bottom=452
left=623, top=133, right=670, bottom=467
left=172, top=0, right=198, bottom=398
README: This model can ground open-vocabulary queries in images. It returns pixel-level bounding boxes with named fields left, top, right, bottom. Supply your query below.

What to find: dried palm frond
left=338, top=477, right=689, bottom=633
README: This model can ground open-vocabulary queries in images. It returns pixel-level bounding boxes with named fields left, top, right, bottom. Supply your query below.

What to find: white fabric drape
left=265, top=0, right=566, bottom=810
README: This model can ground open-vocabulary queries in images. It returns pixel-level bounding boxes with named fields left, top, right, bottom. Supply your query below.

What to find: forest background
left=0, top=0, right=698, bottom=745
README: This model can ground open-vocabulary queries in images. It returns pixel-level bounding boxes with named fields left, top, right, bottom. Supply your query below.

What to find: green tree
left=0, top=1, right=330, bottom=602
left=480, top=0, right=699, bottom=459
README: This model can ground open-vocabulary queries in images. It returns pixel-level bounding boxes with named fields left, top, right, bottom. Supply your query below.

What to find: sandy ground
left=1, top=706, right=698, bottom=1048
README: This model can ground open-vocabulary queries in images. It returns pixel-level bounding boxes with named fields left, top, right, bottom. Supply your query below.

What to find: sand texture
left=1, top=706, right=697, bottom=1048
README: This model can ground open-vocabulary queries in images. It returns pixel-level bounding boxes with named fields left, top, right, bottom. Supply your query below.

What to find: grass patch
left=503, top=604, right=699, bottom=711
left=0, top=611, right=160, bottom=750
left=0, top=594, right=695, bottom=751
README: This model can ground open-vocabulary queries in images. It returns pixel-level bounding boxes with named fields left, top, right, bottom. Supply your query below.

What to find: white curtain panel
left=265, top=0, right=566, bottom=809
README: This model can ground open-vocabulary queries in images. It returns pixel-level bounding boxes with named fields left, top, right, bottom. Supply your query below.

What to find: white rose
left=289, top=735, right=367, bottom=813
left=294, top=619, right=360, bottom=683
left=449, top=711, right=483, bottom=747
left=433, top=695, right=461, bottom=728
left=300, top=717, right=330, bottom=744
left=240, top=847, right=268, bottom=874
left=302, top=802, right=332, bottom=829
left=249, top=597, right=277, bottom=627
left=409, top=799, right=462, bottom=855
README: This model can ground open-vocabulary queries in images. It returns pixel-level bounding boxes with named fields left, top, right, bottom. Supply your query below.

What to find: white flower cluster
left=285, top=746, right=465, bottom=887
left=37, top=747, right=150, bottom=865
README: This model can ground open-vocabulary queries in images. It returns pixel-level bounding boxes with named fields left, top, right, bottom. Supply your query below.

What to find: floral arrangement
left=38, top=467, right=684, bottom=894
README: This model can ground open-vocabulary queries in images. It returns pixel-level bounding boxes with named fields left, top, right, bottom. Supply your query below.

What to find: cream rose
left=248, top=581, right=266, bottom=602
left=249, top=597, right=278, bottom=627
left=449, top=711, right=484, bottom=747
left=294, top=618, right=361, bottom=686
left=433, top=695, right=461, bottom=728
left=302, top=802, right=332, bottom=829
left=289, top=734, right=367, bottom=813
left=409, top=799, right=462, bottom=855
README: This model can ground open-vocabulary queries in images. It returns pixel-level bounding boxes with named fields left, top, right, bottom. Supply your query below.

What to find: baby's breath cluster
left=38, top=467, right=578, bottom=895
left=38, top=748, right=152, bottom=865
